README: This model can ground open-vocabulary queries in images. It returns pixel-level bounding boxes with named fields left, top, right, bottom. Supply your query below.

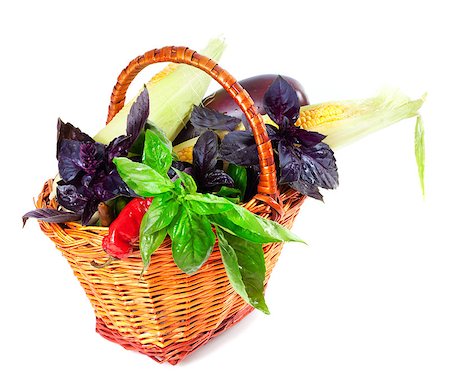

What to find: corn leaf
left=415, top=115, right=425, bottom=197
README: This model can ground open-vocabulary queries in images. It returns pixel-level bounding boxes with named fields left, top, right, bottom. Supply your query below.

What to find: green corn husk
left=94, top=38, right=226, bottom=144
left=299, top=89, right=425, bottom=149
left=414, top=115, right=425, bottom=197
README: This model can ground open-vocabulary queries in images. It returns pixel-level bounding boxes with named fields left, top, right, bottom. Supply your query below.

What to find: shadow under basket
left=35, top=46, right=307, bottom=365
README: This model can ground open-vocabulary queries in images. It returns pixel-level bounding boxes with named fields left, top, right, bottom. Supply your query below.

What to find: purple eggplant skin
left=203, top=74, right=309, bottom=119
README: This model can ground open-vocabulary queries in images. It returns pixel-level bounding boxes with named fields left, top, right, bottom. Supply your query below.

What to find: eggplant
left=203, top=74, right=309, bottom=118
left=173, top=74, right=309, bottom=145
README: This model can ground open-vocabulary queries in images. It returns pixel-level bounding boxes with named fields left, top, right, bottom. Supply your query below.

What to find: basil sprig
left=114, top=126, right=305, bottom=313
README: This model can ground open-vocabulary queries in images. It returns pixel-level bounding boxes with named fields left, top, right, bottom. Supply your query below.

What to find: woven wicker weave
left=36, top=46, right=306, bottom=364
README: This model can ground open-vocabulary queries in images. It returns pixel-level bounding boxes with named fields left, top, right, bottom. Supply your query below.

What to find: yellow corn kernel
left=176, top=146, right=194, bottom=164
left=296, top=104, right=349, bottom=129
left=173, top=137, right=198, bottom=164
left=147, top=64, right=179, bottom=87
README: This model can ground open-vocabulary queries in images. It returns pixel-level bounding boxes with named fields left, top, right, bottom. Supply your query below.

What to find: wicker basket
left=36, top=46, right=306, bottom=365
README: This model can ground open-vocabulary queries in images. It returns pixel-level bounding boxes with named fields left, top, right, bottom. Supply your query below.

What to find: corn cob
left=174, top=137, right=197, bottom=163
left=296, top=104, right=348, bottom=129
left=298, top=89, right=425, bottom=149
left=94, top=38, right=226, bottom=144
left=176, top=90, right=424, bottom=158
left=174, top=89, right=425, bottom=192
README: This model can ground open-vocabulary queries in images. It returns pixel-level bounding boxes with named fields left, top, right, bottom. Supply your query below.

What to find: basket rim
left=35, top=178, right=305, bottom=265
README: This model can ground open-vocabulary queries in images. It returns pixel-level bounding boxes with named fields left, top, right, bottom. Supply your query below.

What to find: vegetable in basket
left=202, top=74, right=309, bottom=120
left=25, top=77, right=308, bottom=313
left=102, top=197, right=153, bottom=259
left=112, top=124, right=305, bottom=313
left=24, top=75, right=426, bottom=315
left=23, top=42, right=427, bottom=365
left=23, top=46, right=427, bottom=314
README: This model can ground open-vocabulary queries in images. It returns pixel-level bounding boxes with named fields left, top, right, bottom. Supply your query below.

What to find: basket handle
left=106, top=46, right=283, bottom=217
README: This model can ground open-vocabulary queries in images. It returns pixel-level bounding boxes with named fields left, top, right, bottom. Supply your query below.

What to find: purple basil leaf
left=126, top=87, right=149, bottom=140
left=244, top=165, right=260, bottom=202
left=81, top=174, right=93, bottom=187
left=58, top=141, right=83, bottom=181
left=219, top=130, right=259, bottom=167
left=263, top=76, right=300, bottom=127
left=57, top=118, right=94, bottom=159
left=190, top=105, right=241, bottom=131
left=193, top=131, right=219, bottom=176
left=81, top=198, right=100, bottom=226
left=129, top=155, right=142, bottom=162
left=278, top=140, right=338, bottom=190
left=106, top=134, right=134, bottom=165
left=22, top=208, right=81, bottom=227
left=266, top=124, right=281, bottom=141
left=300, top=142, right=339, bottom=189
left=168, top=161, right=193, bottom=180
left=58, top=140, right=105, bottom=182
left=240, top=122, right=278, bottom=139
left=286, top=127, right=326, bottom=147
left=203, top=170, right=234, bottom=189
left=57, top=183, right=93, bottom=212
left=278, top=140, right=302, bottom=184
left=287, top=180, right=323, bottom=201
left=92, top=170, right=135, bottom=201
left=79, top=142, right=105, bottom=175
left=173, top=123, right=208, bottom=146
left=58, top=181, right=99, bottom=225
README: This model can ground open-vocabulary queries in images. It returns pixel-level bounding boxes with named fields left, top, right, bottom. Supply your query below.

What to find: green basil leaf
left=210, top=213, right=268, bottom=243
left=140, top=193, right=179, bottom=235
left=140, top=227, right=167, bottom=271
left=216, top=227, right=269, bottom=314
left=216, top=186, right=241, bottom=203
left=147, top=122, right=173, bottom=153
left=185, top=193, right=234, bottom=214
left=168, top=205, right=215, bottom=274
left=114, top=157, right=173, bottom=196
left=173, top=178, right=185, bottom=196
left=173, top=169, right=197, bottom=194
left=142, top=129, right=172, bottom=175
left=227, top=164, right=247, bottom=200
left=128, top=123, right=173, bottom=157
left=210, top=203, right=305, bottom=243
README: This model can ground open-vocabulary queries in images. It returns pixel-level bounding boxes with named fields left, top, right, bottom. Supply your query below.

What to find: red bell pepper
left=102, top=197, right=153, bottom=259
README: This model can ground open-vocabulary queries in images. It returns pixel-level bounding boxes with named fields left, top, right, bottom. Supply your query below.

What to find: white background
left=2, top=0, right=449, bottom=386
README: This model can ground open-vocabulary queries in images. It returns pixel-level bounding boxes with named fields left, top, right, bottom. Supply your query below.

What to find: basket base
left=95, top=304, right=255, bottom=365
